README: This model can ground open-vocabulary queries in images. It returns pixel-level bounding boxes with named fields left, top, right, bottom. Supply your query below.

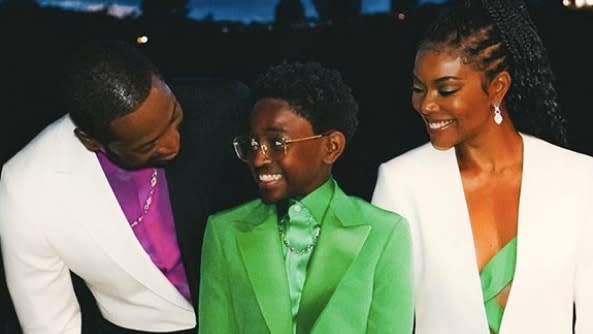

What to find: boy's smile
left=247, top=98, right=332, bottom=203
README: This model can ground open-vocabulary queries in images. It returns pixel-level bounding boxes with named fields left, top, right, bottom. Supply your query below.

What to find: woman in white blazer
left=372, top=1, right=593, bottom=333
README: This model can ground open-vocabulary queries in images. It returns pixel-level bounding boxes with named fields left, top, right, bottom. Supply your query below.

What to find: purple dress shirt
left=97, top=152, right=191, bottom=301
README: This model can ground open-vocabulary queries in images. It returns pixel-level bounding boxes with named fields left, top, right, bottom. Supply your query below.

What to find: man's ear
left=74, top=128, right=103, bottom=152
left=323, top=131, right=346, bottom=164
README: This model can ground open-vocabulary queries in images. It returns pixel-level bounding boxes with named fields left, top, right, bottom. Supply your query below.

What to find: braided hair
left=418, top=0, right=567, bottom=147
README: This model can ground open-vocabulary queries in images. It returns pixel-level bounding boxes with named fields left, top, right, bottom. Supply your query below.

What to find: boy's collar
left=276, top=177, right=335, bottom=223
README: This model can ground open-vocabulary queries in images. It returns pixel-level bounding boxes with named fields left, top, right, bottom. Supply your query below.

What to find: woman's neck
left=455, top=126, right=523, bottom=174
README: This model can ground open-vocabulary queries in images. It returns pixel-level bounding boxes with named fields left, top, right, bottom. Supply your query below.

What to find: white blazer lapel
left=495, top=134, right=532, bottom=333
left=57, top=116, right=191, bottom=309
left=498, top=134, right=568, bottom=333
left=415, top=147, right=489, bottom=333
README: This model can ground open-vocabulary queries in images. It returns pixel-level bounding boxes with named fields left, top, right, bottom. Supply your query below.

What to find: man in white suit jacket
left=0, top=40, right=253, bottom=333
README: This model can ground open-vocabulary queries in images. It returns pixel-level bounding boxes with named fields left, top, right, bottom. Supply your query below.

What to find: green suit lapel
left=236, top=204, right=293, bottom=334
left=296, top=185, right=371, bottom=334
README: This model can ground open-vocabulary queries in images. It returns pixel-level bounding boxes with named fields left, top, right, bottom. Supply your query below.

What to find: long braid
left=484, top=0, right=567, bottom=146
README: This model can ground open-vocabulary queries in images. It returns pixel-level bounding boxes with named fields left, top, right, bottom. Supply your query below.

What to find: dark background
left=1, top=1, right=592, bottom=332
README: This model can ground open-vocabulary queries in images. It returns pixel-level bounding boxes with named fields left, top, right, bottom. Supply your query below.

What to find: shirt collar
left=96, top=151, right=126, bottom=176
left=293, top=177, right=335, bottom=223
left=96, top=151, right=158, bottom=178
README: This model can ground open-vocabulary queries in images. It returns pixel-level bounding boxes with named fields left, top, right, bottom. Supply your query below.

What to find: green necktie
left=285, top=201, right=317, bottom=253
left=282, top=200, right=319, bottom=332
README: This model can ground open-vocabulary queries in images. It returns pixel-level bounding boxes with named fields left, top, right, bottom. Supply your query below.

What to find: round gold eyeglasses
left=232, top=134, right=325, bottom=162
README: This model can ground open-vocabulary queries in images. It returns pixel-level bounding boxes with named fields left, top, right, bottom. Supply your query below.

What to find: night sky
left=37, top=0, right=448, bottom=22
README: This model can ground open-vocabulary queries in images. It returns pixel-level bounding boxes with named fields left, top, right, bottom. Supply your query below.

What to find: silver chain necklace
left=130, top=168, right=158, bottom=228
left=278, top=222, right=321, bottom=255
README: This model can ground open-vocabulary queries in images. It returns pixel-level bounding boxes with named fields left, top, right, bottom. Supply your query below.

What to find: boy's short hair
left=253, top=62, right=359, bottom=143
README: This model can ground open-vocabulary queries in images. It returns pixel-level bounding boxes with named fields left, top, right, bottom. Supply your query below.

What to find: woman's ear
left=488, top=70, right=511, bottom=106
left=74, top=128, right=103, bottom=152
left=323, top=131, right=346, bottom=164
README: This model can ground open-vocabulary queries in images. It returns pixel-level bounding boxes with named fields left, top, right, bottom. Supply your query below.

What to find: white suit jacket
left=372, top=134, right=593, bottom=334
left=0, top=115, right=195, bottom=333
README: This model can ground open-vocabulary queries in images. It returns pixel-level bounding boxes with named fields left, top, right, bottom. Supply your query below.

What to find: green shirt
left=279, top=178, right=334, bottom=333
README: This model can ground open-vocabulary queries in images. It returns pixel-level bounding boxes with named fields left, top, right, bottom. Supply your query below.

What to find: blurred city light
left=564, top=0, right=593, bottom=7
left=136, top=35, right=149, bottom=45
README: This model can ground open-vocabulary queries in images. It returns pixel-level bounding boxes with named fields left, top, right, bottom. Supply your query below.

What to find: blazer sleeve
left=371, top=162, right=409, bottom=217
left=366, top=216, right=414, bottom=334
left=198, top=216, right=238, bottom=334
left=574, top=176, right=593, bottom=333
left=372, top=162, right=423, bottom=286
left=0, top=166, right=81, bottom=334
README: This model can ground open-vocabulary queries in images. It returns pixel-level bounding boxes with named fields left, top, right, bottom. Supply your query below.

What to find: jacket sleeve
left=574, top=171, right=593, bottom=333
left=198, top=216, right=238, bottom=334
left=372, top=162, right=422, bottom=285
left=0, top=165, right=81, bottom=334
left=366, top=216, right=414, bottom=334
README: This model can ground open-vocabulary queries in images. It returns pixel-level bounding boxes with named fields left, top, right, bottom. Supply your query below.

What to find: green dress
left=480, top=237, right=517, bottom=333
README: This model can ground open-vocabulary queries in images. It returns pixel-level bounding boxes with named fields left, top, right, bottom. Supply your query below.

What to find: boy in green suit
left=198, top=62, right=413, bottom=334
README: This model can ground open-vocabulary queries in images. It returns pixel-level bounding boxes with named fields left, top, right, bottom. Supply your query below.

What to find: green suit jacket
left=199, top=184, right=413, bottom=334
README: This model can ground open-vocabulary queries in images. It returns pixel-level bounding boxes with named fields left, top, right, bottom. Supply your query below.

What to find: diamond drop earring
left=493, top=104, right=503, bottom=125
